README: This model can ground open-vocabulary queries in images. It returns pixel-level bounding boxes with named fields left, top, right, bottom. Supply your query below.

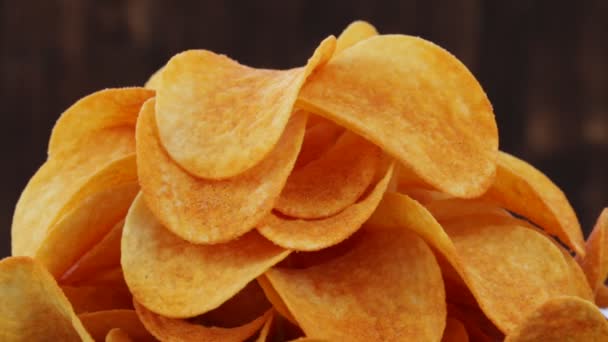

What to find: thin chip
left=105, top=328, right=133, bottom=342
left=61, top=285, right=133, bottom=314
left=257, top=275, right=298, bottom=325
left=504, top=296, right=608, bottom=342
left=265, top=226, right=446, bottom=341
left=0, top=257, right=92, bottom=341
left=258, top=164, right=393, bottom=250
left=577, top=208, right=608, bottom=292
left=481, top=151, right=585, bottom=255
left=274, top=131, right=382, bottom=219
left=121, top=194, right=290, bottom=318
left=155, top=36, right=335, bottom=179
left=134, top=300, right=271, bottom=342
left=78, top=310, right=153, bottom=341
left=144, top=67, right=163, bottom=90
left=294, top=118, right=343, bottom=168
left=335, top=20, right=378, bottom=54
left=298, top=35, right=498, bottom=198
left=442, top=317, right=469, bottom=342
left=137, top=99, right=307, bottom=243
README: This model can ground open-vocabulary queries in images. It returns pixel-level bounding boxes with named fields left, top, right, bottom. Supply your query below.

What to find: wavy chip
left=121, top=194, right=290, bottom=318
left=577, top=208, right=608, bottom=292
left=155, top=36, right=335, bottom=179
left=258, top=164, right=393, bottom=251
left=78, top=310, right=153, bottom=341
left=137, top=99, right=307, bottom=243
left=298, top=35, right=498, bottom=198
left=265, top=226, right=446, bottom=341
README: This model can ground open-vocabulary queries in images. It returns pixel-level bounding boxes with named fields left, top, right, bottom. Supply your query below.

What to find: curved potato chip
left=78, top=310, right=153, bottom=341
left=258, top=164, right=393, bottom=251
left=504, top=296, right=608, bottom=342
left=298, top=35, right=498, bottom=198
left=0, top=257, right=93, bottom=342
left=442, top=317, right=469, bottom=342
left=596, top=284, right=608, bottom=307
left=424, top=198, right=511, bottom=223
left=255, top=312, right=274, bottom=342
left=134, top=300, right=271, bottom=342
left=155, top=36, right=335, bottom=179
left=275, top=132, right=382, bottom=219
left=294, top=118, right=342, bottom=168
left=144, top=67, right=163, bottom=90
left=122, top=194, right=290, bottom=318
left=105, top=328, right=133, bottom=342
left=577, top=208, right=608, bottom=292
left=137, top=99, right=307, bottom=243
left=481, top=151, right=585, bottom=255
left=48, top=88, right=153, bottom=156
left=335, top=20, right=378, bottom=54
left=447, top=303, right=503, bottom=342
left=265, top=226, right=446, bottom=341
left=257, top=275, right=298, bottom=325
left=62, top=285, right=133, bottom=314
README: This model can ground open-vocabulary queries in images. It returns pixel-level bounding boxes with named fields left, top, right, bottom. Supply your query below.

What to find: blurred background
left=1, top=0, right=606, bottom=257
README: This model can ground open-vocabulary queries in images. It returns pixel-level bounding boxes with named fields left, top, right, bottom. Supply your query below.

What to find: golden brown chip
left=596, top=284, right=608, bottom=307
left=275, top=131, right=382, bottom=219
left=258, top=164, right=393, bottom=251
left=481, top=151, right=585, bottom=255
left=424, top=198, right=512, bottom=223
left=135, top=300, right=271, bottom=342
left=137, top=99, right=307, bottom=244
left=298, top=35, right=498, bottom=198
left=335, top=20, right=378, bottom=54
left=447, top=303, right=503, bottom=342
left=294, top=118, right=343, bottom=168
left=257, top=275, right=298, bottom=325
left=577, top=208, right=608, bottom=292
left=61, top=285, right=133, bottom=314
left=265, top=225, right=446, bottom=341
left=78, top=310, right=154, bottom=341
left=121, top=194, right=290, bottom=318
left=442, top=317, right=469, bottom=342
left=504, top=296, right=608, bottom=342
left=155, top=36, right=335, bottom=179
left=105, top=328, right=133, bottom=342
left=0, top=256, right=93, bottom=341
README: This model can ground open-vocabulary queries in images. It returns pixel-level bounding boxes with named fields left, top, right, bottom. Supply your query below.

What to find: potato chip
left=274, top=131, right=382, bottom=219
left=137, top=99, right=307, bottom=243
left=76, top=267, right=128, bottom=289
left=61, top=219, right=125, bottom=284
left=596, top=284, right=608, bottom=307
left=78, top=310, right=153, bottom=341
left=481, top=151, right=585, bottom=255
left=294, top=117, right=343, bottom=168
left=265, top=225, right=446, bottom=341
left=504, top=296, right=608, bottom=342
left=122, top=194, right=290, bottom=318
left=48, top=88, right=153, bottom=156
left=255, top=312, right=273, bottom=342
left=257, top=275, right=298, bottom=325
left=155, top=36, right=335, bottom=179
left=0, top=256, right=92, bottom=342
left=424, top=198, right=511, bottom=223
left=298, top=35, right=498, bottom=198
left=144, top=67, right=163, bottom=90
left=258, top=164, right=393, bottom=251
left=447, top=303, right=503, bottom=342
left=134, top=300, right=271, bottom=342
left=61, top=285, right=133, bottom=314
left=398, top=186, right=452, bottom=205
left=577, top=208, right=608, bottom=292
left=105, top=328, right=133, bottom=342
left=442, top=317, right=469, bottom=342
left=335, top=20, right=378, bottom=54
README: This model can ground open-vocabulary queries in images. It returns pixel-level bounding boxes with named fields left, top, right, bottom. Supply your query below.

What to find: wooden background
left=1, top=0, right=607, bottom=257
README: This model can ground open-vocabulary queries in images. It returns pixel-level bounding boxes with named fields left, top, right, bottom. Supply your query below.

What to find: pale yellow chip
left=298, top=35, right=498, bottom=198
left=105, top=328, right=133, bottom=342
left=274, top=131, right=382, bottom=219
left=78, top=309, right=153, bottom=341
left=121, top=194, right=290, bottom=318
left=442, top=317, right=469, bottom=342
left=258, top=163, right=393, bottom=251
left=504, top=296, right=608, bottom=342
left=135, top=300, right=271, bottom=342
left=0, top=256, right=93, bottom=342
left=155, top=36, right=335, bottom=179
left=577, top=208, right=608, bottom=292
left=265, top=226, right=446, bottom=341
left=481, top=151, right=585, bottom=255
left=137, top=99, right=307, bottom=243
left=335, top=20, right=378, bottom=54
left=144, top=67, right=164, bottom=90
left=61, top=285, right=133, bottom=314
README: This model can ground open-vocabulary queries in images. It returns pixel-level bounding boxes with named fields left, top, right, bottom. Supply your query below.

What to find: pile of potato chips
left=3, top=21, right=608, bottom=341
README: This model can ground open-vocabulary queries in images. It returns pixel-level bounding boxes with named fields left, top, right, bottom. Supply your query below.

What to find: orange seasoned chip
left=61, top=285, right=133, bottom=314
left=298, top=35, right=498, bottom=198
left=335, top=20, right=378, bottom=54
left=481, top=151, right=585, bottom=255
left=137, top=99, right=307, bottom=244
left=155, top=37, right=335, bottom=179
left=577, top=208, right=608, bottom=292
left=275, top=132, right=382, bottom=219
left=135, top=300, right=271, bottom=342
left=121, top=194, right=290, bottom=318
left=442, top=317, right=469, bottom=342
left=0, top=257, right=93, bottom=341
left=258, top=163, right=393, bottom=251
left=265, top=226, right=446, bottom=341
left=105, top=328, right=133, bottom=342
left=504, top=296, right=608, bottom=342
left=78, top=309, right=153, bottom=341
left=294, top=118, right=343, bottom=168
